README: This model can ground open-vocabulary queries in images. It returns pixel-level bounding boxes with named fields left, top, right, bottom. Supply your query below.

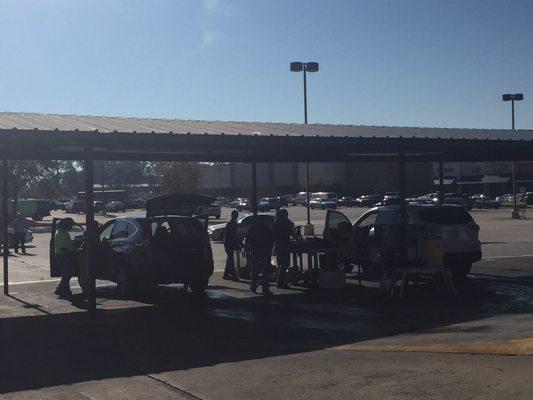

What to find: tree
left=154, top=162, right=203, bottom=194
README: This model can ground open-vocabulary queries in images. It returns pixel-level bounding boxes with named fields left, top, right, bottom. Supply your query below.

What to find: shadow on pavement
left=1, top=273, right=533, bottom=394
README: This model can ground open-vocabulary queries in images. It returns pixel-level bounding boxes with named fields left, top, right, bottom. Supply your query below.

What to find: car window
left=418, top=208, right=474, bottom=225
left=151, top=220, right=171, bottom=235
left=375, top=210, right=399, bottom=226
left=99, top=222, right=115, bottom=240
left=126, top=222, right=137, bottom=237
left=357, top=212, right=377, bottom=229
left=68, top=224, right=85, bottom=240
left=111, top=220, right=129, bottom=239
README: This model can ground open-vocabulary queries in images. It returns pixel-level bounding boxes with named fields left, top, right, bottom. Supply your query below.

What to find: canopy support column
left=84, top=148, right=96, bottom=317
left=251, top=162, right=258, bottom=216
left=399, top=151, right=407, bottom=266
left=2, top=160, right=8, bottom=295
left=438, top=159, right=444, bottom=205
left=304, top=162, right=314, bottom=235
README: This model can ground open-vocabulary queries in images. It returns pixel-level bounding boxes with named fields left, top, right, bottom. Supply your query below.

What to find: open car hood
left=146, top=194, right=216, bottom=218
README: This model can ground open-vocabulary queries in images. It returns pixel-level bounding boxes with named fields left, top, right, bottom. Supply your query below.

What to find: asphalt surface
left=1, top=206, right=533, bottom=399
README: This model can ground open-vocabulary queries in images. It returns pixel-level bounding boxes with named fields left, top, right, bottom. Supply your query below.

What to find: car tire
left=190, top=275, right=209, bottom=293
left=449, top=264, right=472, bottom=278
left=116, top=266, right=134, bottom=298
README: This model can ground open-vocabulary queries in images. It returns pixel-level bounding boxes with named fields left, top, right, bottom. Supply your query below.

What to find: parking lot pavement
left=2, top=206, right=533, bottom=398
left=2, top=269, right=533, bottom=399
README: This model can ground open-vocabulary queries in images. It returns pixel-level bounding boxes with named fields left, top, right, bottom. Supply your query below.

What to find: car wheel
left=190, top=275, right=209, bottom=293
left=117, top=267, right=134, bottom=298
left=449, top=264, right=472, bottom=279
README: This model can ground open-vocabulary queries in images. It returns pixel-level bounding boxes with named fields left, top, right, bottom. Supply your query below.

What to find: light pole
left=502, top=93, right=524, bottom=219
left=290, top=61, right=319, bottom=235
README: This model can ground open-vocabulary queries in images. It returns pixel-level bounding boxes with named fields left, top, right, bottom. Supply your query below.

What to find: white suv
left=324, top=204, right=481, bottom=277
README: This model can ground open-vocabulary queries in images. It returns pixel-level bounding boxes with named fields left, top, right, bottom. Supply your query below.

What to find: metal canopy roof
left=0, top=112, right=532, bottom=162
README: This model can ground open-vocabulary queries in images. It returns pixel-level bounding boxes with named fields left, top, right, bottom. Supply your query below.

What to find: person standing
left=223, top=210, right=240, bottom=281
left=272, top=209, right=294, bottom=288
left=245, top=218, right=274, bottom=295
left=54, top=218, right=74, bottom=298
left=11, top=212, right=31, bottom=254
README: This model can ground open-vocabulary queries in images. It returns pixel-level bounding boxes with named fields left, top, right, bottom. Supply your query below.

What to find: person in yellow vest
left=54, top=218, right=74, bottom=298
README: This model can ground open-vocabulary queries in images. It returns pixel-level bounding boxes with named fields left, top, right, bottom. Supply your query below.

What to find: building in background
left=432, top=162, right=533, bottom=195
left=202, top=162, right=433, bottom=197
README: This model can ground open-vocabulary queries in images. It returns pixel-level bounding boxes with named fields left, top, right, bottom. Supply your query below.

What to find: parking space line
left=329, top=337, right=533, bottom=356
left=483, top=254, right=533, bottom=260
left=0, top=278, right=60, bottom=286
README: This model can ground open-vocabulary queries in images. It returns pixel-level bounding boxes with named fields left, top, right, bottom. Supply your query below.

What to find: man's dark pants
left=224, top=247, right=238, bottom=280
left=275, top=242, right=290, bottom=286
left=250, top=248, right=271, bottom=291
left=55, top=253, right=72, bottom=295
left=14, top=233, right=25, bottom=253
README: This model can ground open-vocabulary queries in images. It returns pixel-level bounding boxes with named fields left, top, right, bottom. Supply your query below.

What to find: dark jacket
left=224, top=219, right=239, bottom=250
left=246, top=221, right=274, bottom=251
left=272, top=218, right=293, bottom=245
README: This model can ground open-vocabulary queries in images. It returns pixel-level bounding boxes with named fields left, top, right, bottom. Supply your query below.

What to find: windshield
left=417, top=207, right=474, bottom=224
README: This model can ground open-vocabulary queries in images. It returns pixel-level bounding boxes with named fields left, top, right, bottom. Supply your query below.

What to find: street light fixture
left=290, top=61, right=319, bottom=234
left=502, top=93, right=524, bottom=219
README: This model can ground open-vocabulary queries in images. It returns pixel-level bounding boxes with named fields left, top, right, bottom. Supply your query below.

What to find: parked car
left=312, top=192, right=339, bottom=205
left=324, top=204, right=481, bottom=278
left=470, top=194, right=500, bottom=209
left=198, top=202, right=221, bottom=219
left=495, top=194, right=512, bottom=204
left=66, top=200, right=85, bottom=214
left=291, top=192, right=308, bottom=206
left=17, top=199, right=52, bottom=221
left=355, top=195, right=384, bottom=207
left=50, top=195, right=215, bottom=296
left=258, top=197, right=282, bottom=211
left=93, top=201, right=106, bottom=213
left=374, top=196, right=401, bottom=207
left=277, top=194, right=293, bottom=207
left=230, top=198, right=251, bottom=211
left=432, top=193, right=473, bottom=210
left=337, top=196, right=357, bottom=207
left=208, top=213, right=275, bottom=242
left=106, top=201, right=126, bottom=213
left=309, top=197, right=337, bottom=210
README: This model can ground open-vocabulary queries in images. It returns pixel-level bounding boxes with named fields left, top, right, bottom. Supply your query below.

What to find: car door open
left=323, top=210, right=355, bottom=262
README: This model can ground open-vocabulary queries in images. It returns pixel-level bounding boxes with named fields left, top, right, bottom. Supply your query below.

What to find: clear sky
left=0, top=0, right=532, bottom=129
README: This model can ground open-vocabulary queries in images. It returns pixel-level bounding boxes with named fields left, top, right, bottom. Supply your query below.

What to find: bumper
left=443, top=251, right=482, bottom=266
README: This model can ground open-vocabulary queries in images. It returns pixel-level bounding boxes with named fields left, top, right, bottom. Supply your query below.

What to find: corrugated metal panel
left=0, top=111, right=532, bottom=141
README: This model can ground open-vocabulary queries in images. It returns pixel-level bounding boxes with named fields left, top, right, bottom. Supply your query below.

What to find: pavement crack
left=145, top=374, right=204, bottom=400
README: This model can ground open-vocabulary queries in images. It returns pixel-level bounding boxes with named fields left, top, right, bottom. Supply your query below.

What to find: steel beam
left=84, top=148, right=96, bottom=317
left=251, top=162, right=258, bottom=216
left=2, top=160, right=8, bottom=295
